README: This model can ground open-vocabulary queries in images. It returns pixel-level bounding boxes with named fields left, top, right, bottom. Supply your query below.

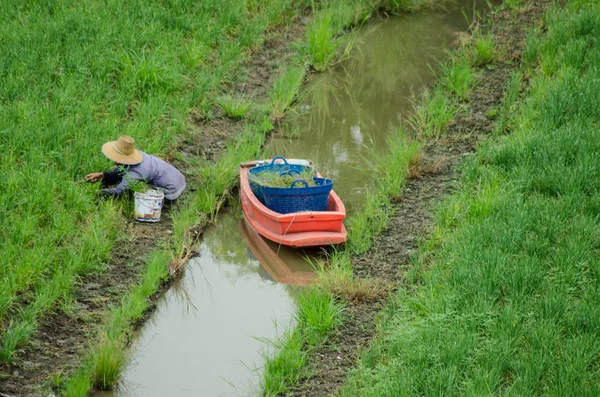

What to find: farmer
left=85, top=135, right=186, bottom=201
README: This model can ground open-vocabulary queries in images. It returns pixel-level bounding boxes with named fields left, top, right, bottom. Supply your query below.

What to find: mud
left=0, top=19, right=307, bottom=397
left=288, top=2, right=551, bottom=396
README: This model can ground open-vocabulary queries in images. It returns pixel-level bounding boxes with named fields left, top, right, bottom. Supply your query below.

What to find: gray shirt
left=101, top=151, right=186, bottom=200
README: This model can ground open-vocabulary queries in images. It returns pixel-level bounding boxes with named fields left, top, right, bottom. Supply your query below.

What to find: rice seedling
left=216, top=94, right=252, bottom=119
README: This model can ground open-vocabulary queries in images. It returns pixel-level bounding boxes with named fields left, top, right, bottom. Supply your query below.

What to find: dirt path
left=0, top=18, right=308, bottom=397
left=289, top=2, right=550, bottom=396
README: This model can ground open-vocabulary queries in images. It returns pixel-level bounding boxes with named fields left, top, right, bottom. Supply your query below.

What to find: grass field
left=0, top=0, right=308, bottom=365
left=0, top=0, right=448, bottom=366
left=342, top=1, right=600, bottom=395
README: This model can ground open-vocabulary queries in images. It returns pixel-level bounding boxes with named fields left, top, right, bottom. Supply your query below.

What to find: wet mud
left=289, top=2, right=552, bottom=396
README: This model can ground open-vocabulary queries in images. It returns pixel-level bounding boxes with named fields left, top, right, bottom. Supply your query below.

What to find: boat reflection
left=239, top=217, right=327, bottom=285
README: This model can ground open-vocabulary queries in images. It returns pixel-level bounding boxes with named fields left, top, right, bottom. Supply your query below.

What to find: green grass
left=304, top=11, right=340, bottom=72
left=216, top=94, right=253, bottom=119
left=409, top=87, right=458, bottom=138
left=261, top=329, right=308, bottom=396
left=295, top=286, right=344, bottom=345
left=260, top=286, right=343, bottom=395
left=268, top=66, right=306, bottom=120
left=341, top=2, right=600, bottom=395
left=314, top=251, right=390, bottom=302
left=91, top=337, right=127, bottom=390
left=0, top=0, right=307, bottom=366
left=439, top=56, right=475, bottom=101
left=472, top=34, right=499, bottom=66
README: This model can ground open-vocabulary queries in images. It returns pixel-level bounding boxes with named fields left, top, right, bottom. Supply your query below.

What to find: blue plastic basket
left=248, top=156, right=311, bottom=203
left=262, top=177, right=333, bottom=214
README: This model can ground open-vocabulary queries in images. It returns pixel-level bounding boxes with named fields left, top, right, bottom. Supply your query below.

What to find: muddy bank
left=288, top=2, right=551, bottom=396
left=0, top=19, right=308, bottom=397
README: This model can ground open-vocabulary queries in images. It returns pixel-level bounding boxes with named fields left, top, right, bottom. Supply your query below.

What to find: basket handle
left=280, top=169, right=300, bottom=177
left=271, top=156, right=289, bottom=165
left=290, top=179, right=309, bottom=188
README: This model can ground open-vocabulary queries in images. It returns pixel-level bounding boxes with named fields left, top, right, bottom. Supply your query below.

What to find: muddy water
left=100, top=3, right=491, bottom=396
left=266, top=4, right=490, bottom=210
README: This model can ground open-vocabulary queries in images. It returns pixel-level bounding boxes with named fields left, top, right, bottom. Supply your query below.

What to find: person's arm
left=102, top=168, right=122, bottom=186
left=100, top=171, right=138, bottom=197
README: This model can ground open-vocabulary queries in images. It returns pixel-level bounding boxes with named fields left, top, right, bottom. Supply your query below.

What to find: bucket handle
left=271, top=156, right=289, bottom=165
left=290, top=179, right=309, bottom=188
left=280, top=169, right=300, bottom=177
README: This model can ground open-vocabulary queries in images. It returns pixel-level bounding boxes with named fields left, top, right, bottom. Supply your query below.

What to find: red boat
left=240, top=160, right=347, bottom=248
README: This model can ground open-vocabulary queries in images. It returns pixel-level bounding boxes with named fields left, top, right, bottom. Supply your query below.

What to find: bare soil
left=288, top=2, right=551, bottom=396
left=0, top=17, right=308, bottom=397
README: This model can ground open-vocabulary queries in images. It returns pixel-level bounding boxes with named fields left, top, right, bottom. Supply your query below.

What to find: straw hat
left=101, top=135, right=143, bottom=165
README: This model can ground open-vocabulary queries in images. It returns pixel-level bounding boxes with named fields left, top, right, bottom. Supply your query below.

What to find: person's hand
left=85, top=172, right=104, bottom=183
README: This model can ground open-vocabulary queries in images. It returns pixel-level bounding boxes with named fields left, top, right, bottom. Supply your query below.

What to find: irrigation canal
left=96, top=2, right=492, bottom=395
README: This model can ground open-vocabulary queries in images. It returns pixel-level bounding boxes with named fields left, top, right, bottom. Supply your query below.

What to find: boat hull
left=240, top=161, right=347, bottom=248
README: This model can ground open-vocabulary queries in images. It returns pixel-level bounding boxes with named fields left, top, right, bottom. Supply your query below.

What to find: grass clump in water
left=304, top=11, right=340, bottom=72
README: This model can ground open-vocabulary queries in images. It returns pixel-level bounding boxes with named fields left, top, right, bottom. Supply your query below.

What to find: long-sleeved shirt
left=101, top=151, right=186, bottom=200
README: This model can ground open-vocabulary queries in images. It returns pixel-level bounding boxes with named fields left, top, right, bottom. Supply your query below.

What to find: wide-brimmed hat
left=102, top=135, right=143, bottom=165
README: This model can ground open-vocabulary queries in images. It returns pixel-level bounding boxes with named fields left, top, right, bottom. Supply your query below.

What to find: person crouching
left=85, top=135, right=186, bottom=201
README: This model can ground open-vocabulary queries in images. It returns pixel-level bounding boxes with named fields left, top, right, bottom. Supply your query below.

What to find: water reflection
left=265, top=4, right=491, bottom=212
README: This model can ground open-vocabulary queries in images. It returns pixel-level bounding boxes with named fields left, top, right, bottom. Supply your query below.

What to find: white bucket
left=134, top=189, right=164, bottom=222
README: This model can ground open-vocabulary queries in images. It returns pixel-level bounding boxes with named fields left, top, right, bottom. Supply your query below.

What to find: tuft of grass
left=295, top=286, right=344, bottom=346
left=304, top=11, right=339, bottom=72
left=408, top=88, right=458, bottom=138
left=216, top=94, right=252, bottom=119
left=314, top=251, right=390, bottom=302
left=92, top=336, right=127, bottom=390
left=268, top=66, right=306, bottom=121
left=494, top=70, right=523, bottom=134
left=472, top=34, right=498, bottom=66
left=375, top=130, right=423, bottom=199
left=261, top=329, right=308, bottom=396
left=115, top=48, right=186, bottom=97
left=61, top=370, right=93, bottom=397
left=439, top=56, right=475, bottom=101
